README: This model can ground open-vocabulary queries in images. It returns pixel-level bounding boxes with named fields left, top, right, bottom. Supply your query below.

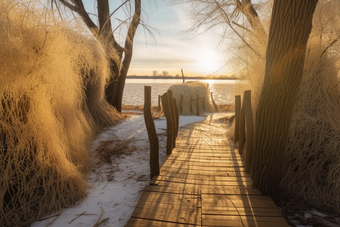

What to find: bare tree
left=162, top=71, right=169, bottom=77
left=250, top=0, right=318, bottom=197
left=153, top=70, right=157, bottom=77
left=172, top=0, right=267, bottom=54
left=52, top=0, right=141, bottom=112
left=178, top=0, right=319, bottom=198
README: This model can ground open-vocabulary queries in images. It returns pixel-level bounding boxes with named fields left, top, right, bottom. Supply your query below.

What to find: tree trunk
left=114, top=0, right=141, bottom=112
left=54, top=0, right=138, bottom=112
left=250, top=0, right=318, bottom=197
left=106, top=59, right=120, bottom=109
left=97, top=0, right=123, bottom=109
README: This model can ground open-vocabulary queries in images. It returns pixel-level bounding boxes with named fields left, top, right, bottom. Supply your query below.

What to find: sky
left=84, top=1, right=229, bottom=77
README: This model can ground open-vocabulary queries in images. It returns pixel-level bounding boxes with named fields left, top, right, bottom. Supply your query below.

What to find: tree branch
left=58, top=0, right=76, bottom=11
left=321, top=38, right=339, bottom=58
left=100, top=0, right=130, bottom=35
left=232, top=20, right=252, bottom=32
left=214, top=0, right=261, bottom=58
left=98, top=0, right=124, bottom=56
left=237, top=0, right=267, bottom=37
left=54, top=0, right=98, bottom=35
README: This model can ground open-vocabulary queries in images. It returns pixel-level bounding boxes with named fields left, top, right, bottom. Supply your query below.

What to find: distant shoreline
left=126, top=76, right=237, bottom=80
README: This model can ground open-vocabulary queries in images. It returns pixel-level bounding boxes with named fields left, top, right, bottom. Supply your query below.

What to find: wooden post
left=168, top=90, right=176, bottom=148
left=244, top=90, right=254, bottom=173
left=143, top=86, right=159, bottom=179
left=158, top=95, right=161, bottom=111
left=234, top=95, right=241, bottom=143
left=179, top=95, right=183, bottom=113
left=161, top=92, right=173, bottom=155
left=211, top=92, right=218, bottom=111
left=173, top=98, right=179, bottom=139
left=196, top=94, right=199, bottom=116
left=239, top=95, right=246, bottom=155
left=181, top=68, right=185, bottom=83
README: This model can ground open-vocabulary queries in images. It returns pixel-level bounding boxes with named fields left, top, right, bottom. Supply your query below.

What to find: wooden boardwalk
left=126, top=113, right=289, bottom=227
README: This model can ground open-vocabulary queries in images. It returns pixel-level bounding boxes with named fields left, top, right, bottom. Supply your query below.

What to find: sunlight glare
left=195, top=48, right=224, bottom=75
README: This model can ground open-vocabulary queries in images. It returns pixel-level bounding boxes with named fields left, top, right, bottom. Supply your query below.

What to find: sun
left=194, top=48, right=224, bottom=75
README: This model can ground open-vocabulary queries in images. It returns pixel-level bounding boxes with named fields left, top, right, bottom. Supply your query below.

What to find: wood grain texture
left=126, top=113, right=289, bottom=226
left=144, top=86, right=160, bottom=179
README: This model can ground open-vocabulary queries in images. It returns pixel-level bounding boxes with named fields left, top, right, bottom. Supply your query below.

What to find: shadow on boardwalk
left=126, top=113, right=289, bottom=227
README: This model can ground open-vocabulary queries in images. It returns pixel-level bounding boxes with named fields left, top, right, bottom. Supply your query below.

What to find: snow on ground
left=30, top=111, right=337, bottom=227
left=32, top=114, right=206, bottom=227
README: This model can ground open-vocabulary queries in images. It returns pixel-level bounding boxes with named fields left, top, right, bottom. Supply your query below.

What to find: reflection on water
left=122, top=78, right=237, bottom=106
left=126, top=78, right=237, bottom=84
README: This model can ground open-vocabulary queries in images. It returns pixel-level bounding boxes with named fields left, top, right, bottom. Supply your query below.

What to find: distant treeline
left=127, top=75, right=237, bottom=80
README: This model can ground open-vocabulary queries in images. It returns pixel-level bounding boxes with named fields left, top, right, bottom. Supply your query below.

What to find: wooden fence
left=234, top=90, right=254, bottom=173
left=144, top=87, right=180, bottom=179
left=144, top=86, right=219, bottom=179
left=143, top=86, right=160, bottom=179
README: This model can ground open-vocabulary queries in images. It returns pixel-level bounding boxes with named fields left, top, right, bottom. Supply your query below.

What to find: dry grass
left=275, top=193, right=340, bottom=227
left=95, top=137, right=136, bottom=165
left=281, top=1, right=340, bottom=213
left=0, top=1, right=120, bottom=226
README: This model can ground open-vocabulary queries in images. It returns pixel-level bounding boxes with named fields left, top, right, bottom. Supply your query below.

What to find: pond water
left=122, top=78, right=238, bottom=106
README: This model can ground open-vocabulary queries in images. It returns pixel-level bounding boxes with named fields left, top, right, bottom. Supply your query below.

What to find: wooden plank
left=168, top=157, right=242, bottom=162
left=160, top=165, right=246, bottom=172
left=176, top=145, right=231, bottom=151
left=161, top=160, right=245, bottom=167
left=202, top=207, right=283, bottom=217
left=165, top=157, right=244, bottom=163
left=175, top=139, right=229, bottom=145
left=131, top=191, right=201, bottom=225
left=143, top=185, right=200, bottom=195
left=168, top=151, right=239, bottom=157
left=171, top=149, right=238, bottom=154
left=160, top=169, right=248, bottom=177
left=177, top=133, right=227, bottom=137
left=169, top=152, right=242, bottom=158
left=159, top=171, right=249, bottom=178
left=164, top=159, right=243, bottom=164
left=160, top=176, right=252, bottom=184
left=158, top=174, right=252, bottom=182
left=155, top=180, right=253, bottom=188
left=126, top=218, right=199, bottom=227
left=202, top=215, right=289, bottom=227
left=175, top=145, right=229, bottom=150
left=168, top=155, right=242, bottom=160
left=126, top=113, right=288, bottom=227
left=177, top=133, right=227, bottom=138
left=132, top=205, right=201, bottom=225
left=202, top=194, right=277, bottom=208
left=200, top=186, right=261, bottom=195
left=136, top=191, right=200, bottom=207
left=163, top=157, right=244, bottom=163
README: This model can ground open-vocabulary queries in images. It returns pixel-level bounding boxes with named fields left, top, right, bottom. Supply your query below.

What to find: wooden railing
left=234, top=90, right=254, bottom=173
left=144, top=86, right=219, bottom=179
left=144, top=87, right=179, bottom=179
left=189, top=95, right=205, bottom=116
left=143, top=86, right=159, bottom=179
